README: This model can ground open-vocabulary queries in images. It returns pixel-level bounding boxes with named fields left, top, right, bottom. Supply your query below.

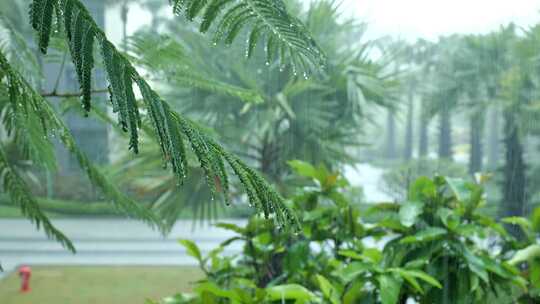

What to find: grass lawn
left=0, top=266, right=204, bottom=304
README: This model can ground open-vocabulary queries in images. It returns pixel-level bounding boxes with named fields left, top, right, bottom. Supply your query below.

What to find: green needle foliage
left=171, top=0, right=326, bottom=75
left=0, top=141, right=75, bottom=252
left=25, top=0, right=297, bottom=228
left=0, top=50, right=159, bottom=249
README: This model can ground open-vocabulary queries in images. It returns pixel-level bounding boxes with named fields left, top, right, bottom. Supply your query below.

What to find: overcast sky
left=108, top=1, right=540, bottom=43
left=340, top=0, right=540, bottom=41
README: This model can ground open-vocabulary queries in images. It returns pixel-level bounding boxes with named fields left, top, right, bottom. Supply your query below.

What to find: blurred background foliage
left=0, top=0, right=540, bottom=233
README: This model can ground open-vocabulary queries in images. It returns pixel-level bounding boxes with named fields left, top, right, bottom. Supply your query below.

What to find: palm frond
left=129, top=31, right=264, bottom=104
left=28, top=0, right=296, bottom=228
left=171, top=0, right=326, bottom=75
left=0, top=14, right=42, bottom=86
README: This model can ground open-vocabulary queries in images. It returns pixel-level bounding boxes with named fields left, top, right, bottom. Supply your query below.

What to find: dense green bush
left=379, top=159, right=468, bottom=201
left=148, top=162, right=540, bottom=304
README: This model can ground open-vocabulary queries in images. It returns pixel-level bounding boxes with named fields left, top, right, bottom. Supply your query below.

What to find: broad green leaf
left=479, top=255, right=512, bottom=279
left=276, top=93, right=296, bottom=119
left=446, top=178, right=471, bottom=201
left=178, top=239, right=202, bottom=263
left=195, top=282, right=242, bottom=302
left=400, top=227, right=447, bottom=244
left=508, top=244, right=540, bottom=265
left=363, top=248, right=383, bottom=264
left=343, top=280, right=366, bottom=304
left=501, top=216, right=532, bottom=233
left=399, top=201, right=424, bottom=228
left=338, top=250, right=365, bottom=260
left=404, top=259, right=428, bottom=268
left=265, top=284, right=318, bottom=302
left=390, top=270, right=423, bottom=294
left=214, top=222, right=246, bottom=235
left=288, top=160, right=318, bottom=179
left=453, top=224, right=484, bottom=238
left=531, top=260, right=540, bottom=289
left=436, top=207, right=460, bottom=230
left=378, top=274, right=402, bottom=304
left=336, top=262, right=372, bottom=283
left=390, top=269, right=442, bottom=289
left=460, top=246, right=489, bottom=283
left=338, top=249, right=382, bottom=263
left=316, top=275, right=341, bottom=304
left=323, top=174, right=340, bottom=189
left=532, top=207, right=540, bottom=232
left=254, top=232, right=272, bottom=245
left=408, top=176, right=436, bottom=201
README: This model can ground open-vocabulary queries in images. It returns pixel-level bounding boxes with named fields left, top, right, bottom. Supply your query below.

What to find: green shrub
left=380, top=159, right=468, bottom=201
left=150, top=162, right=539, bottom=304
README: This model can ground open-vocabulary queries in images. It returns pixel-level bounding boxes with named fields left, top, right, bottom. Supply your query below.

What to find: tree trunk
left=438, top=106, right=452, bottom=160
left=487, top=106, right=501, bottom=170
left=501, top=111, right=527, bottom=220
left=121, top=2, right=129, bottom=51
left=385, top=110, right=397, bottom=159
left=468, top=111, right=484, bottom=175
left=403, top=90, right=414, bottom=160
left=418, top=98, right=429, bottom=158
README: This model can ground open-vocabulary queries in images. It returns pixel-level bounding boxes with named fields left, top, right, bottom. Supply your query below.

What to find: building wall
left=44, top=0, right=109, bottom=173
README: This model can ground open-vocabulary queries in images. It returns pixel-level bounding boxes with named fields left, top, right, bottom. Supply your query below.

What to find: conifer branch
left=41, top=88, right=108, bottom=97
left=0, top=142, right=75, bottom=253
left=28, top=0, right=297, bottom=228
left=0, top=51, right=161, bottom=245
left=171, top=0, right=326, bottom=75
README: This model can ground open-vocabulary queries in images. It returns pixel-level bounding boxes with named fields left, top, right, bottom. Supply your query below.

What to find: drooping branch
left=28, top=0, right=297, bottom=228
left=41, top=88, right=108, bottom=98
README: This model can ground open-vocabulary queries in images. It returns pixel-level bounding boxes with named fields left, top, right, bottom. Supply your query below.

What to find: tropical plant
left=379, top=158, right=468, bottom=201
left=497, top=24, right=540, bottom=221
left=366, top=176, right=529, bottom=303
left=150, top=164, right=540, bottom=303
left=151, top=162, right=442, bottom=304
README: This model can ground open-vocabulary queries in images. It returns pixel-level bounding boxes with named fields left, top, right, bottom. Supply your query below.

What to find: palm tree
left=428, top=35, right=478, bottom=162
left=455, top=34, right=488, bottom=174
left=131, top=0, right=393, bottom=182
left=413, top=40, right=437, bottom=158
left=482, top=26, right=517, bottom=170
left=398, top=39, right=435, bottom=160
left=498, top=25, right=540, bottom=220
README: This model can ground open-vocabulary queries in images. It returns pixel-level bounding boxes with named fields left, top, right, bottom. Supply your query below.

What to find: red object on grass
left=19, top=266, right=31, bottom=293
